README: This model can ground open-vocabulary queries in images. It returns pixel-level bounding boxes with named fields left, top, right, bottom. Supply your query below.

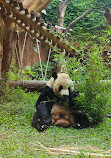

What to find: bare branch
left=65, top=8, right=93, bottom=34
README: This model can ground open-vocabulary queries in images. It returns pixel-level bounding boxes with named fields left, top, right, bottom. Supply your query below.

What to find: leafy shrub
left=55, top=45, right=111, bottom=125
left=22, top=65, right=36, bottom=79
left=78, top=50, right=111, bottom=125
left=23, top=60, right=57, bottom=80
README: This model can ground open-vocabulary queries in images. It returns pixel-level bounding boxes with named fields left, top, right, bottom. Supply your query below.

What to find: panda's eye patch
left=58, top=86, right=63, bottom=91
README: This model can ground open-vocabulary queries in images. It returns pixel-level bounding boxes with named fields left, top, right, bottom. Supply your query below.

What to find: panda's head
left=47, top=72, right=74, bottom=97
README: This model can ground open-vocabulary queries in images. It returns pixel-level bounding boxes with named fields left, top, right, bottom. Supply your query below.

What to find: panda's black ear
left=52, top=72, right=58, bottom=79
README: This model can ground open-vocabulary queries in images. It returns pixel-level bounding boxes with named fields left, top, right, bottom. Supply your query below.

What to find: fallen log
left=7, top=80, right=47, bottom=92
left=7, top=80, right=111, bottom=92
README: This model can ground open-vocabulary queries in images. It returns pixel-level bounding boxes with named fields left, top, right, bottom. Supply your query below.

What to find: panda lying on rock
left=32, top=72, right=89, bottom=132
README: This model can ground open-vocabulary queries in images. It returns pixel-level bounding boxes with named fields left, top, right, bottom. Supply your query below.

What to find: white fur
left=47, top=73, right=74, bottom=96
left=60, top=89, right=69, bottom=96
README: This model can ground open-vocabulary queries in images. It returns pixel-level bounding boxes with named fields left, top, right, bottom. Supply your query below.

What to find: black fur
left=73, top=112, right=89, bottom=129
left=32, top=86, right=54, bottom=131
left=35, top=86, right=55, bottom=108
left=32, top=101, right=53, bottom=131
left=52, top=72, right=58, bottom=79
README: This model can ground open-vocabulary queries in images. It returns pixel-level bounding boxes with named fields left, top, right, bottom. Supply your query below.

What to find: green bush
left=23, top=60, right=57, bottom=80
left=55, top=45, right=111, bottom=125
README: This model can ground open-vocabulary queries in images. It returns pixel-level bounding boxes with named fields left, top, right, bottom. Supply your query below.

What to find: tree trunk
left=57, top=0, right=71, bottom=72
left=0, top=15, right=5, bottom=79
left=57, top=0, right=71, bottom=33
left=1, top=29, right=17, bottom=78
left=104, top=7, right=111, bottom=26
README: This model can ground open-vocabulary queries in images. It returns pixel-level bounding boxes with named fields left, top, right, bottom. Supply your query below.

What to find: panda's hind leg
left=32, top=102, right=53, bottom=132
left=31, top=111, right=49, bottom=132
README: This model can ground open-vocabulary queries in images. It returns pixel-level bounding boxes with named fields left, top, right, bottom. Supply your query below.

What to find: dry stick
left=65, top=8, right=93, bottom=34
left=28, top=142, right=111, bottom=156
left=37, top=141, right=54, bottom=155
left=49, top=147, right=111, bottom=157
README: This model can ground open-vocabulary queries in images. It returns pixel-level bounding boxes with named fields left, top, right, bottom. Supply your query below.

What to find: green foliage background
left=43, top=0, right=111, bottom=41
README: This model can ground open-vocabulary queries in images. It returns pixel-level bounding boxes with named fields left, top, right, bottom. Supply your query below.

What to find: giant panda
left=32, top=72, right=89, bottom=131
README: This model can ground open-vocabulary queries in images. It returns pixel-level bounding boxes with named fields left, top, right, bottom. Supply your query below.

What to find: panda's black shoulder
left=35, top=85, right=55, bottom=108
left=41, top=85, right=54, bottom=97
